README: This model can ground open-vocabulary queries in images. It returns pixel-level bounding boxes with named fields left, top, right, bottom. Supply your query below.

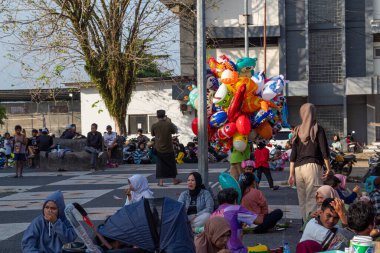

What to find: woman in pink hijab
left=288, top=103, right=332, bottom=222
left=333, top=174, right=360, bottom=204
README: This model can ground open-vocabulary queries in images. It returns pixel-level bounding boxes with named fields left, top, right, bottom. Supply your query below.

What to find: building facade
left=166, top=0, right=380, bottom=143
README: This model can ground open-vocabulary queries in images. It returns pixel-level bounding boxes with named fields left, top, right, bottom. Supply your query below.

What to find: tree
left=2, top=0, right=177, bottom=135
left=0, top=105, right=7, bottom=126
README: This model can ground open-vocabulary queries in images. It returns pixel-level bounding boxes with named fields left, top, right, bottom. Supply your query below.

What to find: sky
left=0, top=8, right=180, bottom=90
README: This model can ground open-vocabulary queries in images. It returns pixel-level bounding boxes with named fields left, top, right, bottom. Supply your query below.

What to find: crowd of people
left=11, top=103, right=380, bottom=252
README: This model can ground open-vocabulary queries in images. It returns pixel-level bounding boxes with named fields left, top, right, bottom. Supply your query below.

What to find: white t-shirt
left=103, top=132, right=117, bottom=146
left=4, top=139, right=12, bottom=155
left=300, top=218, right=330, bottom=244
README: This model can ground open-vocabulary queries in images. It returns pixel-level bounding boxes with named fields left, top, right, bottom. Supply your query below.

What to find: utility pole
left=197, top=0, right=208, bottom=185
left=244, top=0, right=249, bottom=57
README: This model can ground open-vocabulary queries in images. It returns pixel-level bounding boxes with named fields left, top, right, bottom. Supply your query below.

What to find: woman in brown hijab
left=288, top=103, right=331, bottom=222
left=195, top=217, right=231, bottom=253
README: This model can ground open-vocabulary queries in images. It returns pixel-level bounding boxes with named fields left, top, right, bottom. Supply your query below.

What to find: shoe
left=271, top=186, right=280, bottom=191
left=13, top=175, right=18, bottom=178
left=98, top=152, right=104, bottom=158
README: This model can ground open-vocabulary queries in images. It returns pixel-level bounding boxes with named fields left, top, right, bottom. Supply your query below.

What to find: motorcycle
left=329, top=149, right=356, bottom=176
left=346, top=131, right=364, bottom=153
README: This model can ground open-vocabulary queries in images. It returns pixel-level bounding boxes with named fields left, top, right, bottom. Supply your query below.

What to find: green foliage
left=0, top=105, right=7, bottom=126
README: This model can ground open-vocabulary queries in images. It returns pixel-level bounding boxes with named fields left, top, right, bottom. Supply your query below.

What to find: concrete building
left=0, top=89, right=81, bottom=136
left=66, top=77, right=196, bottom=144
left=164, top=0, right=380, bottom=144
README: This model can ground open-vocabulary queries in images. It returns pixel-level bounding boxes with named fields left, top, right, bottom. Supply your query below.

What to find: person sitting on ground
left=240, top=173, right=283, bottom=233
left=38, top=128, right=54, bottom=154
left=239, top=160, right=259, bottom=186
left=136, top=129, right=150, bottom=144
left=254, top=142, right=279, bottom=190
left=296, top=240, right=322, bottom=253
left=370, top=176, right=380, bottom=225
left=133, top=142, right=151, bottom=164
left=85, top=123, right=103, bottom=170
left=331, top=174, right=360, bottom=205
left=195, top=217, right=232, bottom=253
left=124, top=174, right=154, bottom=206
left=301, top=185, right=340, bottom=232
left=300, top=198, right=347, bottom=251
left=21, top=190, right=77, bottom=253
left=103, top=125, right=118, bottom=167
left=147, top=140, right=157, bottom=164
left=178, top=172, right=214, bottom=232
left=183, top=142, right=198, bottom=164
left=212, top=188, right=259, bottom=253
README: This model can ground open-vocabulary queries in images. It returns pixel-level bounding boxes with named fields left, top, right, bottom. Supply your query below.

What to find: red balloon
left=217, top=122, right=238, bottom=140
left=236, top=114, right=252, bottom=135
left=191, top=117, right=198, bottom=135
left=228, top=84, right=246, bottom=122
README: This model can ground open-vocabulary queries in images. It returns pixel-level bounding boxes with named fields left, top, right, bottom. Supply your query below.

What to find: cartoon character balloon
left=261, top=75, right=286, bottom=101
left=216, top=122, right=238, bottom=140
left=187, top=85, right=199, bottom=109
left=233, top=132, right=248, bottom=152
left=213, top=84, right=233, bottom=108
left=209, top=111, right=228, bottom=128
left=256, top=121, right=273, bottom=140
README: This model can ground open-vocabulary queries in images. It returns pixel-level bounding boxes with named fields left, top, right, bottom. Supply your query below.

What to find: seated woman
left=301, top=185, right=340, bottom=231
left=212, top=188, right=259, bottom=253
left=240, top=173, right=283, bottom=233
left=195, top=217, right=231, bottom=253
left=125, top=174, right=154, bottom=206
left=22, top=191, right=77, bottom=253
left=178, top=172, right=214, bottom=231
left=333, top=174, right=360, bottom=205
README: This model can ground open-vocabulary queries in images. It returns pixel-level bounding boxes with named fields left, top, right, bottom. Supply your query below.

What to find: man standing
left=85, top=123, right=103, bottom=170
left=151, top=110, right=181, bottom=186
left=103, top=125, right=118, bottom=167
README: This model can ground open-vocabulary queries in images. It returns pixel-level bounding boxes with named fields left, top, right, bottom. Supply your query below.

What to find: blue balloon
left=250, top=110, right=274, bottom=129
left=209, top=111, right=228, bottom=128
left=219, top=172, right=242, bottom=204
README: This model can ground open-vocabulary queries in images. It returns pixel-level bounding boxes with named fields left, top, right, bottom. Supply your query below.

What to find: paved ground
left=0, top=161, right=368, bottom=253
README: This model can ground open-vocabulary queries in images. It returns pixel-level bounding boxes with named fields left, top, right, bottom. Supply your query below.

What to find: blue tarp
left=98, top=198, right=195, bottom=253
left=98, top=200, right=156, bottom=252
left=160, top=198, right=195, bottom=253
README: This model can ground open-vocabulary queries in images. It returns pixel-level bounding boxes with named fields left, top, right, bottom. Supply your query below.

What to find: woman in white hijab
left=124, top=174, right=154, bottom=205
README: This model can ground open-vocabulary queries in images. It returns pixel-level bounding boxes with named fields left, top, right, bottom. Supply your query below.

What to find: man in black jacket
left=85, top=123, right=103, bottom=170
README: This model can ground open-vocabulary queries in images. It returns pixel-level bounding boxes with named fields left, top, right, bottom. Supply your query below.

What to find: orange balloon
left=256, top=121, right=273, bottom=140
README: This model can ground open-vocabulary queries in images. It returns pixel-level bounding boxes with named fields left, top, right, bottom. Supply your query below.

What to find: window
left=148, top=115, right=158, bottom=133
left=128, top=115, right=148, bottom=135
left=374, top=47, right=380, bottom=59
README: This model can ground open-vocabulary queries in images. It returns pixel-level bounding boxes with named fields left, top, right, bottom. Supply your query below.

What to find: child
left=13, top=125, right=28, bottom=178
left=254, top=142, right=279, bottom=190
left=240, top=160, right=260, bottom=188
left=3, top=132, right=13, bottom=168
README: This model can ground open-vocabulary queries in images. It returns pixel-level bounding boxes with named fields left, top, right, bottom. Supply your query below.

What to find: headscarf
left=292, top=103, right=318, bottom=144
left=128, top=174, right=153, bottom=202
left=316, top=185, right=339, bottom=200
left=334, top=174, right=347, bottom=190
left=195, top=217, right=231, bottom=253
left=189, top=172, right=205, bottom=197
left=296, top=240, right=322, bottom=253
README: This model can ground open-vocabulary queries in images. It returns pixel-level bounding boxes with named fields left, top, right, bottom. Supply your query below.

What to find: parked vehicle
left=363, top=151, right=380, bottom=183
left=345, top=131, right=364, bottom=153
left=329, top=149, right=356, bottom=176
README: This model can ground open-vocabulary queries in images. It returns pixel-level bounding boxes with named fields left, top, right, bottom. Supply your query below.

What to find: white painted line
left=0, top=223, right=30, bottom=241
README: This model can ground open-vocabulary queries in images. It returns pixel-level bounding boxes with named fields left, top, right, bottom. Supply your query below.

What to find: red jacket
left=254, top=147, right=269, bottom=168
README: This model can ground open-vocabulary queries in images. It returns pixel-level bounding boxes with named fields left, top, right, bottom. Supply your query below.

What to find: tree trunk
left=114, top=116, right=127, bottom=136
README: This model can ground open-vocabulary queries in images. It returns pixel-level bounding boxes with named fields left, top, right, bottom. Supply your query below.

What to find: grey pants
left=85, top=147, right=100, bottom=167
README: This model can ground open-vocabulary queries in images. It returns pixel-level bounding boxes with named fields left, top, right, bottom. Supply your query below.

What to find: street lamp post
left=197, top=0, right=208, bottom=186
left=69, top=93, right=73, bottom=124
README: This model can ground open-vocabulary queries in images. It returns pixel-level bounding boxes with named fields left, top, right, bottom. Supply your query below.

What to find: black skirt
left=156, top=151, right=177, bottom=179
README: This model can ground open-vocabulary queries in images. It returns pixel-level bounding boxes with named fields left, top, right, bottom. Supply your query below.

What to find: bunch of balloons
left=188, top=55, right=289, bottom=153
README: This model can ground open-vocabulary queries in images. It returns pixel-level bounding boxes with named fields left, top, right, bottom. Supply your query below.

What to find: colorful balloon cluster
left=188, top=55, right=289, bottom=152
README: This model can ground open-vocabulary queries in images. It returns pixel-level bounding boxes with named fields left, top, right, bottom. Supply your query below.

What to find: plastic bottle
left=283, top=242, right=290, bottom=253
